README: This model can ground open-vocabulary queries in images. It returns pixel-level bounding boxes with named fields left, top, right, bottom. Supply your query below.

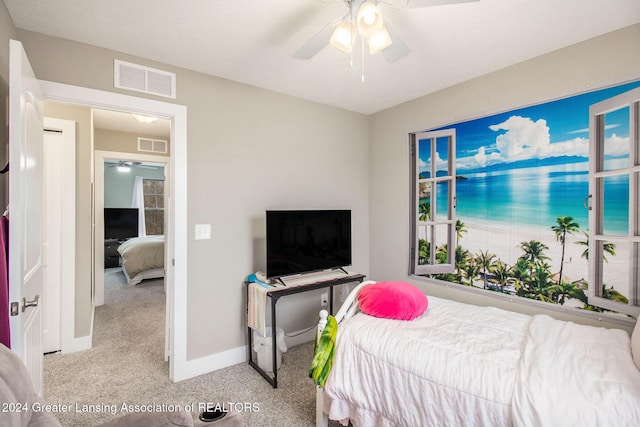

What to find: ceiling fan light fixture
left=330, top=21, right=355, bottom=53
left=367, top=26, right=393, bottom=54
left=356, top=2, right=384, bottom=37
left=116, top=165, right=131, bottom=173
left=133, top=114, right=157, bottom=123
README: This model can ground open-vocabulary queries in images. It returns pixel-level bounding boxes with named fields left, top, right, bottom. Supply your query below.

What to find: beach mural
left=419, top=79, right=640, bottom=313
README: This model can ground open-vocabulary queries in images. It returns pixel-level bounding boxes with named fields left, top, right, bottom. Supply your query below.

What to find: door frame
left=39, top=80, right=189, bottom=381
left=94, top=150, right=168, bottom=307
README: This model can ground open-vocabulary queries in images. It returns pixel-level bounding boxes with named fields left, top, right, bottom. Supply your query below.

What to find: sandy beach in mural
left=460, top=220, right=631, bottom=301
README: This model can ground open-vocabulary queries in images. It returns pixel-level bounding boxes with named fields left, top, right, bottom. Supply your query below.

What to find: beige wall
left=0, top=1, right=15, bottom=83
left=0, top=3, right=16, bottom=208
left=13, top=28, right=370, bottom=360
left=369, top=24, right=640, bottom=332
left=94, top=128, right=170, bottom=155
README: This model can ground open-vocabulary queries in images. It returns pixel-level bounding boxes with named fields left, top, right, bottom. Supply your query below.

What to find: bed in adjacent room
left=117, top=235, right=165, bottom=286
left=312, top=281, right=640, bottom=427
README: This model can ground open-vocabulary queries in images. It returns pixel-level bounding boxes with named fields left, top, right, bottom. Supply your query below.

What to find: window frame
left=409, top=129, right=457, bottom=275
left=588, top=87, right=640, bottom=316
left=142, top=178, right=165, bottom=236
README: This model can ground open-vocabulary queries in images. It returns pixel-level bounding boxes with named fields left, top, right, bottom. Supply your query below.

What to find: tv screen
left=266, top=210, right=352, bottom=279
left=104, top=208, right=139, bottom=240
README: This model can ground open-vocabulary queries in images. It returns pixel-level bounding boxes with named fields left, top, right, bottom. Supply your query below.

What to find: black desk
left=246, top=272, right=366, bottom=388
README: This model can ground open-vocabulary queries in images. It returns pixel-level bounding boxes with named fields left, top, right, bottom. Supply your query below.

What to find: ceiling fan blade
left=293, top=23, right=334, bottom=60
left=381, top=19, right=410, bottom=63
left=403, top=0, right=479, bottom=8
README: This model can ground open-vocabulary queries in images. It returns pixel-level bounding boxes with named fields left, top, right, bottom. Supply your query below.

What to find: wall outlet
left=320, top=292, right=328, bottom=307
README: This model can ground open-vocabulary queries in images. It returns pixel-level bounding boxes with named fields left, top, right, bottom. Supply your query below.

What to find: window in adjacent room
left=143, top=178, right=164, bottom=235
left=409, top=129, right=457, bottom=275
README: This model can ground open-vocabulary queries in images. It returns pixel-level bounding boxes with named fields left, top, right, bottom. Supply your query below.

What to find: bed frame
left=315, top=280, right=375, bottom=427
left=122, top=266, right=164, bottom=286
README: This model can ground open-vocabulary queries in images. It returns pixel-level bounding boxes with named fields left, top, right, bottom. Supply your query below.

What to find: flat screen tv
left=104, top=208, right=139, bottom=240
left=266, top=210, right=352, bottom=279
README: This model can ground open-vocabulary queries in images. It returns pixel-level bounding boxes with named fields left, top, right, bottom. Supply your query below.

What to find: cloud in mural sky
left=457, top=115, right=628, bottom=171
left=418, top=150, right=448, bottom=174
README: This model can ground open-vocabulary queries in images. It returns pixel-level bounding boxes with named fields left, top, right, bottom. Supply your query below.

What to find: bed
left=117, top=235, right=165, bottom=286
left=313, top=280, right=640, bottom=427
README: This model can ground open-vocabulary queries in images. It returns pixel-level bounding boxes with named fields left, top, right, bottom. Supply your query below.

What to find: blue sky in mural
left=424, top=80, right=640, bottom=232
left=450, top=80, right=640, bottom=173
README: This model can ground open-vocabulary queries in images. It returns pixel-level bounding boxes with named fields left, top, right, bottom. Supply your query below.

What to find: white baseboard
left=283, top=327, right=316, bottom=348
left=178, top=345, right=247, bottom=381
left=174, top=327, right=315, bottom=382
left=61, top=334, right=92, bottom=354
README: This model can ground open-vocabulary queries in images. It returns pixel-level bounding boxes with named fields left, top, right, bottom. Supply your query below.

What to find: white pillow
left=632, top=320, right=640, bottom=371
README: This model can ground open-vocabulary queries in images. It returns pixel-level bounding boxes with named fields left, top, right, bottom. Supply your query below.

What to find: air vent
left=114, top=60, right=176, bottom=99
left=138, top=137, right=168, bottom=154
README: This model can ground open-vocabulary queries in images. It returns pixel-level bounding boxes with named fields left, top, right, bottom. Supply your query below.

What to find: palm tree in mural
left=490, top=260, right=511, bottom=292
left=418, top=199, right=431, bottom=221
left=455, top=219, right=467, bottom=244
left=602, top=286, right=629, bottom=304
left=527, top=263, right=555, bottom=303
left=551, top=216, right=581, bottom=285
left=518, top=240, right=550, bottom=276
left=418, top=239, right=430, bottom=265
left=583, top=284, right=629, bottom=312
left=460, top=260, right=480, bottom=287
left=510, top=258, right=531, bottom=294
left=547, top=281, right=587, bottom=305
left=453, top=245, right=470, bottom=283
left=475, top=250, right=496, bottom=289
left=575, top=231, right=616, bottom=262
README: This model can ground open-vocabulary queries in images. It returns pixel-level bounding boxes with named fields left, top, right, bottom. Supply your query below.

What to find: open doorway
left=40, top=80, right=188, bottom=381
left=92, top=109, right=170, bottom=367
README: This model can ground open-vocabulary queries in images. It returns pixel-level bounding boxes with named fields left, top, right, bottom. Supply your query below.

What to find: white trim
left=181, top=345, right=247, bottom=381
left=39, top=80, right=188, bottom=382
left=70, top=334, right=92, bottom=353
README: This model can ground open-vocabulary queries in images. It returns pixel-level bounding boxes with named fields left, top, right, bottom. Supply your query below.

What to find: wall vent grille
left=138, top=137, right=168, bottom=154
left=114, top=60, right=176, bottom=99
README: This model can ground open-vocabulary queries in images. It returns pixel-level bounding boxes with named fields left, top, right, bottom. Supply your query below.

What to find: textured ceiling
left=4, top=0, right=640, bottom=114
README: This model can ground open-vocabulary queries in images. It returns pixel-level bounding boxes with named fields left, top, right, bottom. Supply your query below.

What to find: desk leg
left=329, top=286, right=334, bottom=314
left=271, top=294, right=278, bottom=388
left=247, top=284, right=253, bottom=365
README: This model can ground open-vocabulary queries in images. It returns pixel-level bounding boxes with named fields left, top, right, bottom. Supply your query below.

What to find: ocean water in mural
left=429, top=80, right=640, bottom=234
left=445, top=165, right=628, bottom=234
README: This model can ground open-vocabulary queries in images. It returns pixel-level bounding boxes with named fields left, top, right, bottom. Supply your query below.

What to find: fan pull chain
left=361, top=37, right=365, bottom=83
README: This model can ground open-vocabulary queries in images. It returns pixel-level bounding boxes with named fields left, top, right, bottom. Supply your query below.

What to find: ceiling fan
left=106, top=161, right=161, bottom=172
left=294, top=0, right=479, bottom=63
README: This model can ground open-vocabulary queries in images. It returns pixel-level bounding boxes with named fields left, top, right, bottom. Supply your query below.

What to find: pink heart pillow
left=358, top=281, right=428, bottom=320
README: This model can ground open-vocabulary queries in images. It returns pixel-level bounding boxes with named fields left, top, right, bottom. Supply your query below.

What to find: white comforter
left=512, top=314, right=640, bottom=427
left=324, top=296, right=531, bottom=427
left=323, top=296, right=640, bottom=427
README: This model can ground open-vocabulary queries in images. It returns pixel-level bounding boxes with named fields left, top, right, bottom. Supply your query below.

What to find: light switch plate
left=195, top=224, right=211, bottom=240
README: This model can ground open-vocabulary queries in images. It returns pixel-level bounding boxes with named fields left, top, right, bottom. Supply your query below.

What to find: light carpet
left=43, top=268, right=342, bottom=427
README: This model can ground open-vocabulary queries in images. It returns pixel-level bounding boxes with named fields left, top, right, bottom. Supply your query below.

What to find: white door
left=8, top=40, right=45, bottom=395
left=42, top=119, right=76, bottom=354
